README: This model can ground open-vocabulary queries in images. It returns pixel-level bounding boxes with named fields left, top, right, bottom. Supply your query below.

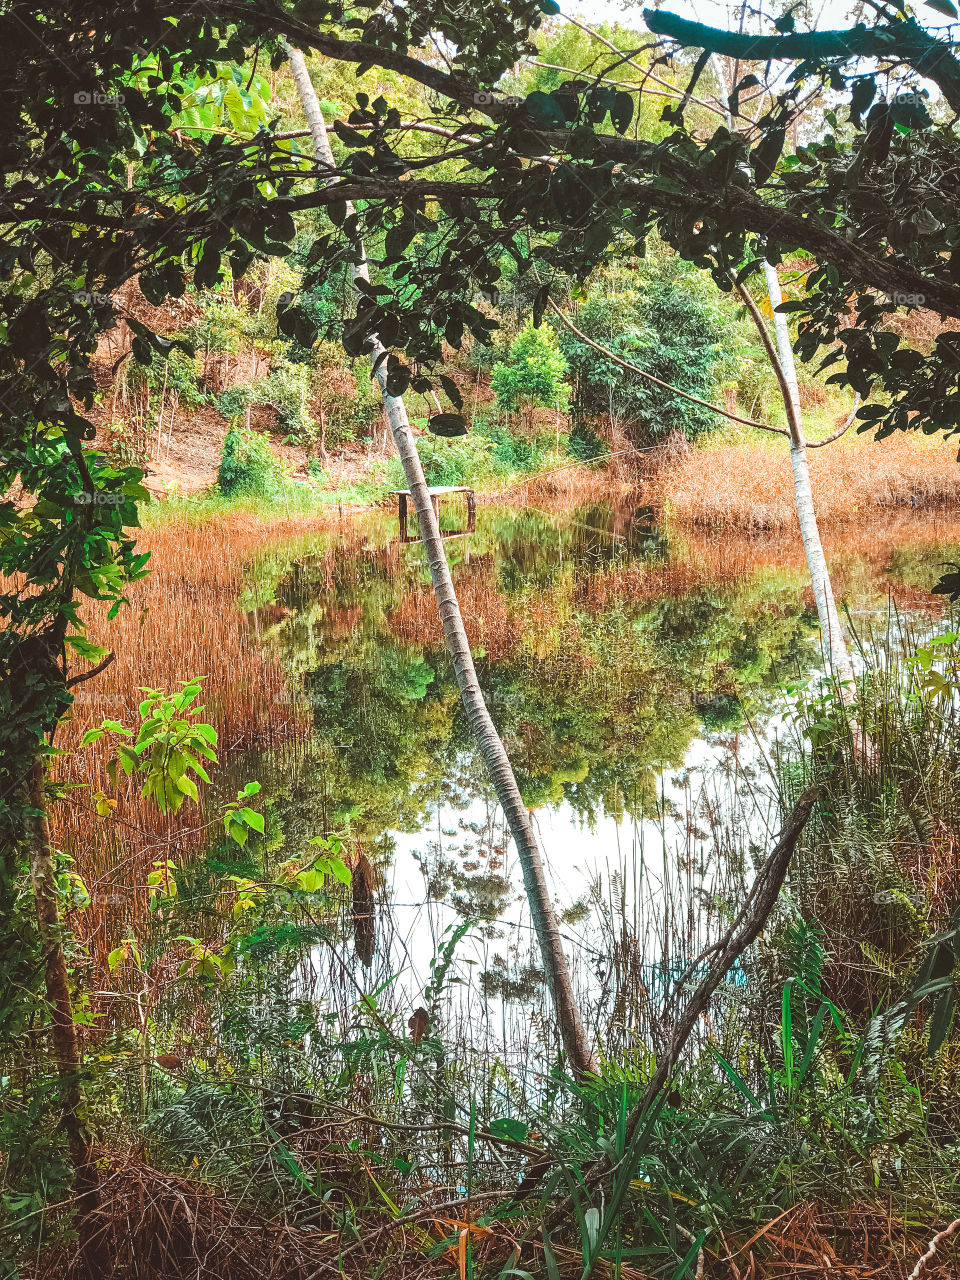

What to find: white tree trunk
left=286, top=46, right=596, bottom=1079
left=711, top=56, right=854, bottom=688
left=762, top=263, right=855, bottom=686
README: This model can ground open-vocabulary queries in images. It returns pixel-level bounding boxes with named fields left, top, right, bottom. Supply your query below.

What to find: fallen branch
left=544, top=786, right=821, bottom=1260
left=632, top=784, right=820, bottom=1119
left=908, top=1216, right=960, bottom=1280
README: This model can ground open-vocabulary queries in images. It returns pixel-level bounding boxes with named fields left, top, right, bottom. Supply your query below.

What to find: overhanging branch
left=644, top=8, right=960, bottom=114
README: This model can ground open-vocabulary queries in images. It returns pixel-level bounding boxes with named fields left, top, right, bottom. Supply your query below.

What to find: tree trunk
left=709, top=56, right=853, bottom=688
left=753, top=264, right=856, bottom=687
left=26, top=763, right=100, bottom=1222
left=286, top=45, right=596, bottom=1079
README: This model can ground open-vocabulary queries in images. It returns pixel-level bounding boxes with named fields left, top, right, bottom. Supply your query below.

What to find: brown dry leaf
left=408, top=1007, right=429, bottom=1044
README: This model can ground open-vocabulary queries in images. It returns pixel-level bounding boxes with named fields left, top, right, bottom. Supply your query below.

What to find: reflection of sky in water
left=248, top=502, right=956, bottom=1059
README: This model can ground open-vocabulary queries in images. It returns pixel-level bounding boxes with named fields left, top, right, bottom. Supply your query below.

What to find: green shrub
left=216, top=427, right=288, bottom=498
left=383, top=431, right=496, bottom=489
left=491, top=322, right=570, bottom=418
left=475, top=418, right=561, bottom=473
left=261, top=359, right=316, bottom=441
left=568, top=419, right=607, bottom=460
left=143, top=345, right=207, bottom=410
left=214, top=383, right=257, bottom=422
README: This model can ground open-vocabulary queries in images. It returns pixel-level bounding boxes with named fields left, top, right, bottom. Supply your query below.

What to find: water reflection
left=226, top=502, right=958, bottom=1070
left=246, top=505, right=818, bottom=837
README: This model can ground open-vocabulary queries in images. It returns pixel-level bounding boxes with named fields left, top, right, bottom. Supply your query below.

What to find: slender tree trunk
left=709, top=56, right=853, bottom=687
left=742, top=266, right=856, bottom=687
left=286, top=45, right=596, bottom=1079
left=26, top=763, right=101, bottom=1229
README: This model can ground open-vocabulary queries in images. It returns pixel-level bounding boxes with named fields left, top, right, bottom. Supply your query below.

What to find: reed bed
left=51, top=511, right=346, bottom=982
left=656, top=432, right=960, bottom=528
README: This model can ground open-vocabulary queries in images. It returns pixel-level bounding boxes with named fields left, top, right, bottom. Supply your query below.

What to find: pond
left=217, top=499, right=957, bottom=1079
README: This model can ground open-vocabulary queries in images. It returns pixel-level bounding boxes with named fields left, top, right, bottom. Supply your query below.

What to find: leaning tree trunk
left=736, top=264, right=855, bottom=688
left=285, top=45, right=596, bottom=1080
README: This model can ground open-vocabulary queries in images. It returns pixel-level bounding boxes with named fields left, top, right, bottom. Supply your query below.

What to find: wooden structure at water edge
left=390, top=485, right=476, bottom=542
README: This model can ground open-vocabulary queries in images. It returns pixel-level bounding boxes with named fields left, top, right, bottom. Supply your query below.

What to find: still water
left=231, top=501, right=954, bottom=1069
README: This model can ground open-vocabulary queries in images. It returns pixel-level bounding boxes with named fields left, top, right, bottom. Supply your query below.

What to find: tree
left=491, top=321, right=570, bottom=426
left=556, top=263, right=727, bottom=441
left=285, top=43, right=596, bottom=1081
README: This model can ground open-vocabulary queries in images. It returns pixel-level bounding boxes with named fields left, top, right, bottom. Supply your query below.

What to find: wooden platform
left=390, top=486, right=476, bottom=542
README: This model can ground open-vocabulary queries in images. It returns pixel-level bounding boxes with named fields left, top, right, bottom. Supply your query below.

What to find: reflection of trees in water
left=249, top=506, right=819, bottom=859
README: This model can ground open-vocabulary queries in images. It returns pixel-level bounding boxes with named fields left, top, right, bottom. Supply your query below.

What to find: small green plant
left=223, top=781, right=266, bottom=848
left=491, top=321, right=570, bottom=423
left=216, top=426, right=288, bottom=498
left=82, top=679, right=217, bottom=814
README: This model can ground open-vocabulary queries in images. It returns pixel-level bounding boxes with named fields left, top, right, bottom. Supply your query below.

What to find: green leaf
left=489, top=1116, right=527, bottom=1142
left=524, top=91, right=567, bottom=129
left=65, top=635, right=109, bottom=660
left=611, top=91, right=634, bottom=134
left=427, top=413, right=468, bottom=437
left=296, top=867, right=325, bottom=892
left=239, top=807, right=264, bottom=833
left=176, top=775, right=199, bottom=802
left=326, top=856, right=352, bottom=886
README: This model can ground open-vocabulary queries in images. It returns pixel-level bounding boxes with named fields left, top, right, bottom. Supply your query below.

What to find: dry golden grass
left=656, top=432, right=960, bottom=528
left=51, top=511, right=343, bottom=975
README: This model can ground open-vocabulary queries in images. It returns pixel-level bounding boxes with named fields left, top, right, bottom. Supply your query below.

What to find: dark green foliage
left=567, top=419, right=607, bottom=461
left=558, top=269, right=727, bottom=441
left=476, top=418, right=562, bottom=471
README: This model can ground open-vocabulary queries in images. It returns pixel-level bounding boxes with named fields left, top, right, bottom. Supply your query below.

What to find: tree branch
left=644, top=9, right=960, bottom=115
left=65, top=651, right=115, bottom=687
left=806, top=393, right=861, bottom=447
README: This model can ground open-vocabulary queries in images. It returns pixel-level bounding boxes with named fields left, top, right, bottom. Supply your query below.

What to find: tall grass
left=773, top=617, right=960, bottom=1023
left=51, top=513, right=347, bottom=980
left=657, top=432, right=960, bottom=528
